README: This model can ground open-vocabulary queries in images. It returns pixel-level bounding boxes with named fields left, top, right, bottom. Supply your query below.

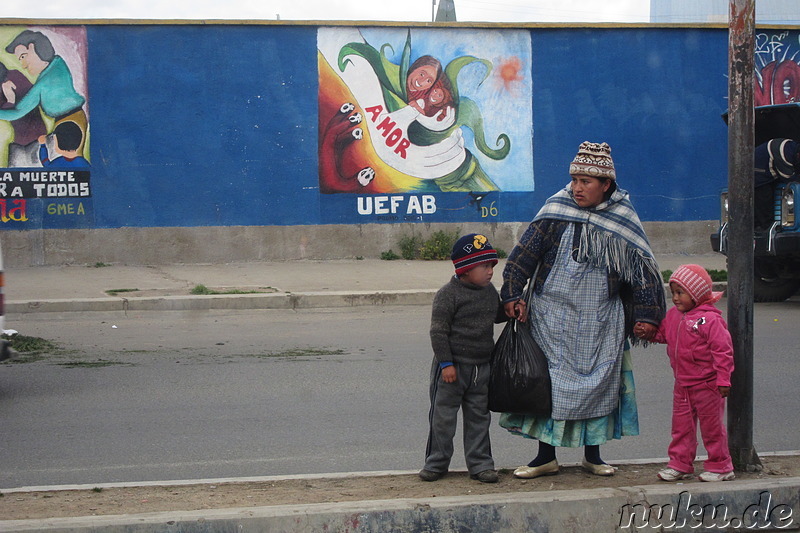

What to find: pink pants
left=667, top=381, right=733, bottom=474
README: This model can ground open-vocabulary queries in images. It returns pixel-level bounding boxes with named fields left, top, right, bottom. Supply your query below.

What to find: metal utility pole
left=726, top=0, right=762, bottom=472
left=435, top=0, right=457, bottom=22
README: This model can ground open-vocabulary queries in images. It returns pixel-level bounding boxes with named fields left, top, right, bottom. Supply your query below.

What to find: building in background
left=651, top=0, right=800, bottom=24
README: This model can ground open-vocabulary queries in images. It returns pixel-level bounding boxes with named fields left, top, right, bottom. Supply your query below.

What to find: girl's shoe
left=699, top=471, right=735, bottom=482
left=657, top=467, right=693, bottom=481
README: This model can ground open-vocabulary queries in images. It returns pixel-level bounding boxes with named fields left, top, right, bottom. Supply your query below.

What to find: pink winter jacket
left=652, top=303, right=734, bottom=387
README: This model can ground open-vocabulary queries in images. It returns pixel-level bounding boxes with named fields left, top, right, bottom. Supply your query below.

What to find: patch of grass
left=190, top=284, right=271, bottom=295
left=91, top=262, right=111, bottom=268
left=253, top=347, right=346, bottom=359
left=56, top=360, right=134, bottom=369
left=91, top=487, right=103, bottom=493
left=1, top=334, right=57, bottom=354
left=708, top=269, right=727, bottom=281
left=190, top=284, right=213, bottom=295
left=419, top=230, right=460, bottom=260
left=106, top=288, right=140, bottom=296
left=398, top=235, right=423, bottom=260
left=380, top=249, right=401, bottom=261
left=395, top=230, right=461, bottom=261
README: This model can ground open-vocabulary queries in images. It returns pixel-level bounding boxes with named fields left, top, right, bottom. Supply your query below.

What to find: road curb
left=6, top=283, right=728, bottom=314
left=6, top=289, right=439, bottom=314
left=1, top=475, right=797, bottom=532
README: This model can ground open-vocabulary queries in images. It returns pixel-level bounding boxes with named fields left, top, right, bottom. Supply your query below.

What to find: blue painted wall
left=0, top=23, right=751, bottom=231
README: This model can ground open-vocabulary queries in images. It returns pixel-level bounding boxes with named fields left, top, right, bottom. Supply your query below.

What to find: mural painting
left=0, top=26, right=90, bottom=226
left=317, top=27, right=533, bottom=222
left=755, top=29, right=800, bottom=106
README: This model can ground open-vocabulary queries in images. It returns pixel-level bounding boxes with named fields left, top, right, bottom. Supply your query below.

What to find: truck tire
left=753, top=259, right=800, bottom=302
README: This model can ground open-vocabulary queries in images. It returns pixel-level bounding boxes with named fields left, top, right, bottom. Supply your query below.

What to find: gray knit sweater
left=430, top=276, right=506, bottom=366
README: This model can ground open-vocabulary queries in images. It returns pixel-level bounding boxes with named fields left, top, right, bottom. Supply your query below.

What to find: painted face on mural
left=356, top=167, right=375, bottom=187
left=14, top=45, right=31, bottom=69
left=428, top=86, right=445, bottom=105
left=14, top=44, right=48, bottom=77
left=407, top=64, right=438, bottom=93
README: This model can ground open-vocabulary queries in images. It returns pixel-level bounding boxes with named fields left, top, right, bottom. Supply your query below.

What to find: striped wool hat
left=569, top=141, right=617, bottom=180
left=669, top=264, right=723, bottom=305
left=451, top=233, right=498, bottom=275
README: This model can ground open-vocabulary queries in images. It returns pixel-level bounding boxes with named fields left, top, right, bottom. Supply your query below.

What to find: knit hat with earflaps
left=569, top=141, right=616, bottom=180
left=451, top=233, right=498, bottom=275
left=669, top=264, right=723, bottom=305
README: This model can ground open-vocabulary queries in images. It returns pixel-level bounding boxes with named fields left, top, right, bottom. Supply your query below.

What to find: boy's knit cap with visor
left=451, top=233, right=498, bottom=275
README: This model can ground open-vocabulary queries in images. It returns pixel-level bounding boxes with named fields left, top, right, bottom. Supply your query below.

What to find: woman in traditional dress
left=500, top=141, right=666, bottom=477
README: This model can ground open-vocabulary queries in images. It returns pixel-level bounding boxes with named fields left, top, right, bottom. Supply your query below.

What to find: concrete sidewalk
left=3, top=253, right=728, bottom=314
left=1, top=459, right=798, bottom=532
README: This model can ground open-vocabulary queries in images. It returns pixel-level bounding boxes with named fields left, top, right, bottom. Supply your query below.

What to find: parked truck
left=711, top=103, right=800, bottom=301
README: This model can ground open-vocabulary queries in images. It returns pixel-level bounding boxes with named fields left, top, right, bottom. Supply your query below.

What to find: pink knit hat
left=669, top=264, right=723, bottom=304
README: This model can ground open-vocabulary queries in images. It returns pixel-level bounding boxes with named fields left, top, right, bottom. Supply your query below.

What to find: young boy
left=635, top=264, right=735, bottom=482
left=420, top=233, right=508, bottom=483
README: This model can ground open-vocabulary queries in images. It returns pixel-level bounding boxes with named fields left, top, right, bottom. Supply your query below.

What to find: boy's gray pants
left=423, top=360, right=494, bottom=475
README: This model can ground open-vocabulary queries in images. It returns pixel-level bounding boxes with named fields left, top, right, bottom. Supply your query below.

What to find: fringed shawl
left=534, top=185, right=667, bottom=341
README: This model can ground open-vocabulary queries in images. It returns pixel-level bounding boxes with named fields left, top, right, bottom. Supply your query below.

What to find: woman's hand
left=634, top=321, right=657, bottom=341
left=504, top=299, right=527, bottom=323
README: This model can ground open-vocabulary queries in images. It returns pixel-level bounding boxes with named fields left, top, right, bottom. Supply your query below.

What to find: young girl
left=635, top=264, right=735, bottom=482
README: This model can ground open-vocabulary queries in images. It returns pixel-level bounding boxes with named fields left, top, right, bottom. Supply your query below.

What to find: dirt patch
left=106, top=287, right=280, bottom=298
left=2, top=456, right=798, bottom=521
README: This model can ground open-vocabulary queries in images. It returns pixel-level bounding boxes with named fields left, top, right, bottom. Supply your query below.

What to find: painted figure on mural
left=0, top=30, right=87, bottom=167
left=38, top=121, right=90, bottom=168
left=404, top=55, right=456, bottom=127
left=318, top=28, right=515, bottom=194
left=0, top=60, right=47, bottom=150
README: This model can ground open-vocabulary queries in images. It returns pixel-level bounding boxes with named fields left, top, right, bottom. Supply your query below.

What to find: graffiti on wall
left=755, top=30, right=800, bottom=106
left=0, top=26, right=90, bottom=224
left=317, top=27, right=532, bottom=221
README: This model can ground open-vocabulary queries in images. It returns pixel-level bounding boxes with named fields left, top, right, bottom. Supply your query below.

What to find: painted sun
left=496, top=56, right=524, bottom=93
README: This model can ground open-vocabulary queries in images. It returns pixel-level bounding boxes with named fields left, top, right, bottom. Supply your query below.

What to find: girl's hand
left=719, top=386, right=730, bottom=398
left=441, top=365, right=457, bottom=383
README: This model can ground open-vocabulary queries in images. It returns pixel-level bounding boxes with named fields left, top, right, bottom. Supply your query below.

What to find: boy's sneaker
left=699, top=471, right=735, bottom=482
left=418, top=469, right=444, bottom=482
left=657, top=467, right=693, bottom=481
left=470, top=469, right=499, bottom=483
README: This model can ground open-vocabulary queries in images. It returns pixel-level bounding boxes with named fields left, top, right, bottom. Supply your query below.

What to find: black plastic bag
left=488, top=319, right=552, bottom=416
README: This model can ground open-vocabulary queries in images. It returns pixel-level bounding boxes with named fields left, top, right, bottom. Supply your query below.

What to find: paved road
left=1, top=299, right=798, bottom=488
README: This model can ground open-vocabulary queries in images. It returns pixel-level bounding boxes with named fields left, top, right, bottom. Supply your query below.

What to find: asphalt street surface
left=1, top=299, right=798, bottom=488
